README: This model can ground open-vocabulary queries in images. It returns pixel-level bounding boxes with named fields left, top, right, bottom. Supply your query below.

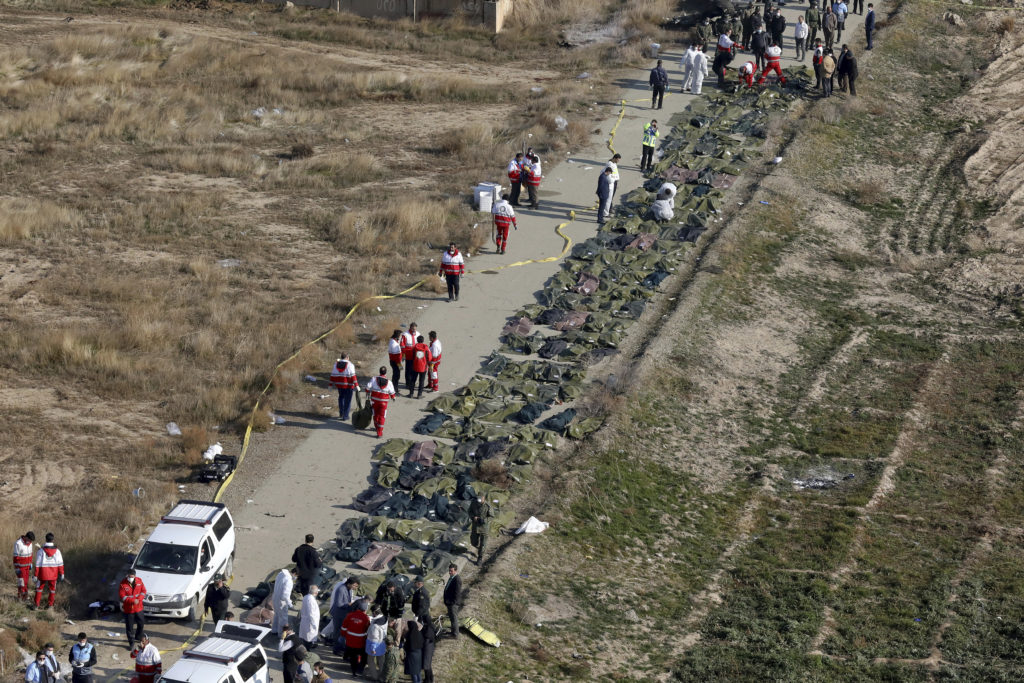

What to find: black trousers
left=446, top=603, right=460, bottom=638
left=407, top=370, right=426, bottom=395
left=125, top=612, right=145, bottom=645
left=296, top=575, right=312, bottom=596
left=852, top=0, right=863, bottom=12
left=651, top=85, right=665, bottom=108
left=509, top=181, right=521, bottom=205
left=808, top=26, right=818, bottom=44
left=389, top=359, right=402, bottom=386
left=640, top=144, right=655, bottom=172
left=445, top=274, right=460, bottom=300
left=846, top=74, right=857, bottom=95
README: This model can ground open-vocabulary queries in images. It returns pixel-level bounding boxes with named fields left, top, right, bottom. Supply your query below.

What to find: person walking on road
left=205, top=575, right=230, bottom=625
left=13, top=531, right=35, bottom=601
left=291, top=535, right=321, bottom=597
left=427, top=331, right=442, bottom=393
left=506, top=152, right=523, bottom=206
left=686, top=45, right=709, bottom=94
left=491, top=193, right=517, bottom=255
left=865, top=3, right=875, bottom=49
left=438, top=243, right=465, bottom=302
left=406, top=335, right=431, bottom=398
left=649, top=59, right=669, bottom=109
left=469, top=493, right=492, bottom=565
left=757, top=41, right=787, bottom=85
left=367, top=368, right=397, bottom=438
left=596, top=167, right=614, bottom=225
left=679, top=44, right=698, bottom=91
left=33, top=533, right=63, bottom=609
left=133, top=635, right=161, bottom=683
left=640, top=119, right=659, bottom=174
left=69, top=633, right=97, bottom=683
left=299, top=585, right=320, bottom=650
left=401, top=323, right=418, bottom=381
left=329, top=354, right=359, bottom=421
left=387, top=330, right=402, bottom=388
left=272, top=567, right=297, bottom=638
left=443, top=564, right=462, bottom=640
left=795, top=16, right=809, bottom=61
left=119, top=569, right=146, bottom=651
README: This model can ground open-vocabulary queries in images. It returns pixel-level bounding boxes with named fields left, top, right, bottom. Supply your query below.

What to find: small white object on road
left=166, top=422, right=182, bottom=436
left=304, top=375, right=318, bottom=383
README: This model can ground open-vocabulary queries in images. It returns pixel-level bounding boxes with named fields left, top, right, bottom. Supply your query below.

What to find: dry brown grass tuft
left=181, top=426, right=216, bottom=466
left=473, top=458, right=513, bottom=488
left=0, top=198, right=83, bottom=242
left=17, top=618, right=62, bottom=652
left=332, top=321, right=357, bottom=346
left=997, top=15, right=1015, bottom=34
left=423, top=275, right=447, bottom=294
left=371, top=318, right=402, bottom=343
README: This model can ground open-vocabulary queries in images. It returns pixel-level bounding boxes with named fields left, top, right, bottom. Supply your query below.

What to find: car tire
left=186, top=595, right=199, bottom=623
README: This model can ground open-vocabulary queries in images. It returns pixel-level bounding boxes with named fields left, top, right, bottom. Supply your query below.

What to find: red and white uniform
left=491, top=198, right=517, bottom=253
left=524, top=162, right=542, bottom=187
left=387, top=338, right=402, bottom=366
left=757, top=44, right=786, bottom=84
left=33, top=544, right=63, bottom=608
left=133, top=642, right=162, bottom=683
left=411, top=342, right=431, bottom=375
left=439, top=249, right=465, bottom=277
left=119, top=576, right=146, bottom=614
left=717, top=33, right=735, bottom=52
left=400, top=330, right=418, bottom=361
left=366, top=375, right=397, bottom=437
left=13, top=537, right=33, bottom=598
left=739, top=61, right=757, bottom=87
left=330, top=359, right=358, bottom=391
left=428, top=338, right=442, bottom=392
left=506, top=158, right=521, bottom=183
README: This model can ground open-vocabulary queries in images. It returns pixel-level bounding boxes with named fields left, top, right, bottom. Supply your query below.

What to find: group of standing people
left=13, top=531, right=64, bottom=610
left=505, top=149, right=542, bottom=210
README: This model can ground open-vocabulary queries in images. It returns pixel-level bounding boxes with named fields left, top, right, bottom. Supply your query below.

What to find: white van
left=158, top=622, right=271, bottom=683
left=133, top=500, right=235, bottom=621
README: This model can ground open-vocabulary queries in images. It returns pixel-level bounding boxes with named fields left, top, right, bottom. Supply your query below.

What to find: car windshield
left=135, top=542, right=197, bottom=575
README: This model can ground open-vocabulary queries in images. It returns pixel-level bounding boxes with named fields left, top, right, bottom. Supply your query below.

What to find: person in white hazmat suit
left=272, top=567, right=297, bottom=637
left=679, top=43, right=699, bottom=92
left=652, top=182, right=678, bottom=222
left=686, top=46, right=710, bottom=94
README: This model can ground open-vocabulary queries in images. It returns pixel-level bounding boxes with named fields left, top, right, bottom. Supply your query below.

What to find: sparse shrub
left=18, top=619, right=61, bottom=652
left=473, top=459, right=513, bottom=488
left=290, top=142, right=314, bottom=159
left=996, top=15, right=1014, bottom=34
left=181, top=426, right=215, bottom=466
left=0, top=198, right=83, bottom=242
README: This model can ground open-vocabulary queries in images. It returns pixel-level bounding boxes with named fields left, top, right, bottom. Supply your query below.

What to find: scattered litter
left=265, top=512, right=286, bottom=518
left=417, top=306, right=425, bottom=309
left=251, top=107, right=266, bottom=118
left=759, top=201, right=771, bottom=205
left=217, top=258, right=241, bottom=268
left=246, top=499, right=254, bottom=504
left=576, top=72, right=590, bottom=79
left=107, top=632, right=118, bottom=638
left=272, top=108, right=282, bottom=115
left=111, top=654, right=119, bottom=661
left=792, top=467, right=856, bottom=490
left=166, top=422, right=182, bottom=437
left=554, top=115, right=568, bottom=131
left=530, top=86, right=544, bottom=94
left=202, top=443, right=223, bottom=461
left=376, top=306, right=382, bottom=312
left=771, top=156, right=783, bottom=164
left=519, top=573, right=529, bottom=578
left=516, top=517, right=549, bottom=535
left=65, top=619, right=74, bottom=625
left=269, top=413, right=286, bottom=425
left=582, top=166, right=593, bottom=171
left=304, top=375, right=318, bottom=383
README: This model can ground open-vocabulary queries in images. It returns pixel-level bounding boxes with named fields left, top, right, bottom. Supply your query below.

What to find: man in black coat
left=291, top=534, right=321, bottom=596
left=865, top=3, right=875, bottom=49
left=771, top=9, right=787, bottom=52
left=838, top=45, right=859, bottom=95
left=204, top=576, right=231, bottom=625
left=374, top=579, right=406, bottom=622
left=648, top=59, right=669, bottom=109
left=411, top=576, right=431, bottom=623
left=279, top=626, right=302, bottom=683
left=443, top=564, right=462, bottom=640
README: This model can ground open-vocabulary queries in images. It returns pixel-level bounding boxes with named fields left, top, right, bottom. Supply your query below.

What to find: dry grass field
left=0, top=0, right=675, bottom=619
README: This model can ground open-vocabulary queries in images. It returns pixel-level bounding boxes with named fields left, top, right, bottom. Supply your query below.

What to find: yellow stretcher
left=461, top=616, right=501, bottom=647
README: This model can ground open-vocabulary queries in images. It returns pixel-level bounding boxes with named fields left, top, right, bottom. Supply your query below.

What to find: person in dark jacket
left=648, top=59, right=669, bottom=109
left=291, top=535, right=321, bottom=596
left=771, top=9, right=787, bottom=51
left=204, top=576, right=231, bottom=625
left=750, top=28, right=769, bottom=69
left=280, top=627, right=302, bottom=683
left=837, top=45, right=859, bottom=94
left=443, top=564, right=462, bottom=640
left=865, top=3, right=875, bottom=49
left=411, top=577, right=431, bottom=623
left=374, top=579, right=406, bottom=643
left=420, top=617, right=437, bottom=683
left=69, top=633, right=97, bottom=683
left=402, top=620, right=424, bottom=683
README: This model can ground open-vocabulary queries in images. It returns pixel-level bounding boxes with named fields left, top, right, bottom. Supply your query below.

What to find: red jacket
left=34, top=545, right=64, bottom=581
left=341, top=610, right=370, bottom=649
left=329, top=360, right=358, bottom=390
left=411, top=343, right=432, bottom=373
left=401, top=331, right=418, bottom=360
left=120, top=577, right=147, bottom=614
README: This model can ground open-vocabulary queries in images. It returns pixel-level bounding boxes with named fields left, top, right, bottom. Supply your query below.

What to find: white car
left=158, top=622, right=271, bottom=683
left=133, top=500, right=235, bottom=621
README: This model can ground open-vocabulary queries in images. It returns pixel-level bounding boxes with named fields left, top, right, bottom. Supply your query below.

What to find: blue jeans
left=338, top=389, right=354, bottom=419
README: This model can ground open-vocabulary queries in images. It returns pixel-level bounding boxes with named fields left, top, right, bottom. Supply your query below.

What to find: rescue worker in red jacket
left=329, top=354, right=360, bottom=421
left=506, top=152, right=524, bottom=207
left=757, top=41, right=787, bottom=84
left=738, top=60, right=758, bottom=87
left=387, top=329, right=403, bottom=387
left=340, top=600, right=371, bottom=678
left=523, top=155, right=542, bottom=209
left=13, top=531, right=35, bottom=600
left=407, top=335, right=432, bottom=398
left=428, top=331, right=442, bottom=393
left=366, top=368, right=397, bottom=438
left=119, top=569, right=147, bottom=651
left=132, top=634, right=161, bottom=683
left=400, top=323, right=419, bottom=383
left=491, top=193, right=517, bottom=255
left=438, top=244, right=465, bottom=303
left=33, top=533, right=63, bottom=609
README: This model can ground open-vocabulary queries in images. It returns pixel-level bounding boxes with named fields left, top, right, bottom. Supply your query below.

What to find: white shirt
left=273, top=569, right=293, bottom=609
left=429, top=339, right=442, bottom=359
left=299, top=593, right=319, bottom=642
left=795, top=21, right=808, bottom=39
left=717, top=34, right=734, bottom=50
left=605, top=160, right=620, bottom=182
left=136, top=643, right=161, bottom=666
